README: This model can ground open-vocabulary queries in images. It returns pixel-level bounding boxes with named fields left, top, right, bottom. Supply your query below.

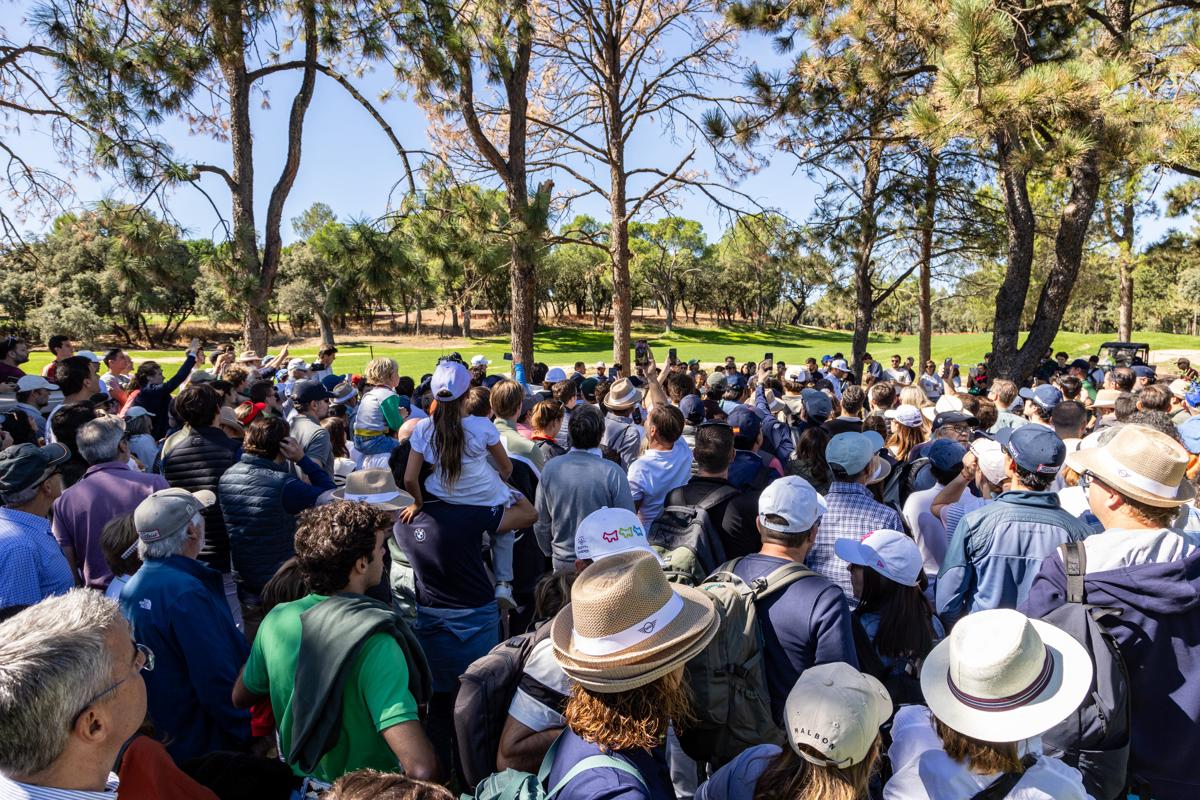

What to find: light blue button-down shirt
left=0, top=507, right=75, bottom=608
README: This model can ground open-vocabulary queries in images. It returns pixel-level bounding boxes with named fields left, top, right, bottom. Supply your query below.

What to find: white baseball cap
left=783, top=662, right=892, bottom=767
left=884, top=404, right=924, bottom=429
left=74, top=350, right=101, bottom=364
left=122, top=406, right=156, bottom=420
left=829, top=359, right=850, bottom=373
left=432, top=360, right=472, bottom=402
left=471, top=355, right=490, bottom=367
left=923, top=394, right=963, bottom=422
left=594, top=361, right=606, bottom=369
left=970, top=438, right=1008, bottom=486
left=134, top=487, right=215, bottom=543
left=574, top=506, right=660, bottom=563
left=545, top=367, right=567, bottom=383
left=834, top=529, right=923, bottom=586
left=784, top=366, right=811, bottom=383
left=287, top=357, right=308, bottom=372
left=16, top=375, right=57, bottom=392
left=757, top=475, right=827, bottom=534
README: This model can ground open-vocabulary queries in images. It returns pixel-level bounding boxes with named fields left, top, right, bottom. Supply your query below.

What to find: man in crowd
left=290, top=379, right=336, bottom=476
left=46, top=355, right=100, bottom=442
left=40, top=335, right=73, bottom=381
left=726, top=406, right=780, bottom=490
left=1020, top=383, right=1062, bottom=428
left=665, top=420, right=763, bottom=559
left=902, top=439, right=966, bottom=587
left=861, top=352, right=883, bottom=381
left=234, top=501, right=440, bottom=784
left=1023, top=425, right=1199, bottom=800
left=1177, top=357, right=1198, bottom=383
left=936, top=425, right=1092, bottom=624
left=823, top=384, right=866, bottom=435
left=0, top=591, right=147, bottom=796
left=535, top=404, right=635, bottom=571
left=53, top=415, right=168, bottom=589
left=810, top=431, right=902, bottom=598
left=732, top=476, right=857, bottom=724
left=627, top=404, right=692, bottom=527
left=602, top=377, right=649, bottom=469
left=0, top=443, right=73, bottom=609
left=160, top=383, right=243, bottom=626
left=885, top=354, right=910, bottom=384
left=867, top=381, right=896, bottom=419
left=987, top=379, right=1026, bottom=434
left=219, top=416, right=334, bottom=605
left=100, top=348, right=134, bottom=406
left=121, top=488, right=250, bottom=763
left=310, top=344, right=339, bottom=383
left=13, top=375, right=55, bottom=441
left=492, top=379, right=545, bottom=471
left=0, top=336, right=28, bottom=384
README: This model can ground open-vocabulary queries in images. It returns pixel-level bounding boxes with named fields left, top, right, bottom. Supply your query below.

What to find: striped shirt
left=0, top=507, right=75, bottom=608
left=0, top=773, right=119, bottom=798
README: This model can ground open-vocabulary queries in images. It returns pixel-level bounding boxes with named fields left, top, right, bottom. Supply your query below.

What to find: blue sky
left=2, top=9, right=1191, bottom=251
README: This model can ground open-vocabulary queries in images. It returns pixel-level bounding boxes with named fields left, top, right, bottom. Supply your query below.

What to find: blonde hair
left=887, top=421, right=929, bottom=461
left=365, top=358, right=398, bottom=387
left=563, top=669, right=695, bottom=751
left=934, top=717, right=1023, bottom=775
left=899, top=385, right=930, bottom=408
left=753, top=739, right=880, bottom=800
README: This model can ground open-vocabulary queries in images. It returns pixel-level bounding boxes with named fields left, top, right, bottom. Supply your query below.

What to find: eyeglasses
left=70, top=643, right=154, bottom=729
left=1078, top=470, right=1103, bottom=494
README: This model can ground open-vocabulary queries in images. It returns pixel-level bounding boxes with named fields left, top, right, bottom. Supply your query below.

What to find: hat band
left=345, top=490, right=402, bottom=504
left=946, top=645, right=1053, bottom=712
left=1103, top=465, right=1180, bottom=498
left=571, top=591, right=684, bottom=657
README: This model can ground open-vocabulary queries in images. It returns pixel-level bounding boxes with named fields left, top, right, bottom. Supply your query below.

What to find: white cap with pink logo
left=834, top=529, right=923, bottom=587
left=574, top=506, right=663, bottom=564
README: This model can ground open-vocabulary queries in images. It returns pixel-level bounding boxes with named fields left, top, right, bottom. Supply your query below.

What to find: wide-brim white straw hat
left=921, top=609, right=1092, bottom=743
left=552, top=550, right=718, bottom=693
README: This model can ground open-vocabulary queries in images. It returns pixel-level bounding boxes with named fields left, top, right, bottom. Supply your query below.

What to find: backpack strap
left=695, top=484, right=742, bottom=514
left=544, top=754, right=647, bottom=799
left=1059, top=541, right=1087, bottom=604
left=751, top=562, right=818, bottom=601
left=968, top=754, right=1038, bottom=800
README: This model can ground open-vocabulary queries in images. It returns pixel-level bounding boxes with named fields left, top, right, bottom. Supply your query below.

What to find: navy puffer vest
left=161, top=426, right=237, bottom=573
left=218, top=454, right=295, bottom=594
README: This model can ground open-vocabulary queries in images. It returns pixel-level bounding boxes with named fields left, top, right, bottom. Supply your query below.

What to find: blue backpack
left=462, top=735, right=645, bottom=800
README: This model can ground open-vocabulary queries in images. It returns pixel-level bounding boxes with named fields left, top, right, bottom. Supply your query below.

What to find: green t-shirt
left=241, top=594, right=418, bottom=783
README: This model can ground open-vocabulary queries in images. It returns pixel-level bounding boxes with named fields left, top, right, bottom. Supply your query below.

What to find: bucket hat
left=1066, top=423, right=1194, bottom=507
left=551, top=550, right=718, bottom=693
left=603, top=378, right=644, bottom=411
left=921, top=608, right=1092, bottom=742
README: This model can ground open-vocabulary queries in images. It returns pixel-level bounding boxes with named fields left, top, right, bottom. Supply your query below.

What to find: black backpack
left=647, top=485, right=739, bottom=585
left=454, top=624, right=553, bottom=788
left=1038, top=541, right=1131, bottom=800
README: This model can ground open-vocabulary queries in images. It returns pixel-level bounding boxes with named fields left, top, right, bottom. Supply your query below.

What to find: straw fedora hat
left=1066, top=423, right=1195, bottom=507
left=1091, top=388, right=1122, bottom=409
left=552, top=550, right=718, bottom=693
left=332, top=468, right=414, bottom=511
left=922, top=394, right=963, bottom=422
left=922, top=609, right=1092, bottom=743
left=603, top=377, right=644, bottom=411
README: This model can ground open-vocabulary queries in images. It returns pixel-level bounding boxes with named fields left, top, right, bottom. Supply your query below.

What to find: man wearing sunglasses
left=0, top=590, right=148, bottom=797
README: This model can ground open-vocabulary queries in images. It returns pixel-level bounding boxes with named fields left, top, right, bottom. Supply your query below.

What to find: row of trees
left=3, top=0, right=1199, bottom=380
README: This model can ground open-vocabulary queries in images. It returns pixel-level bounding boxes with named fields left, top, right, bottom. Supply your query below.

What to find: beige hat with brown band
left=551, top=550, right=718, bottom=693
left=602, top=378, right=644, bottom=411
left=1066, top=423, right=1195, bottom=507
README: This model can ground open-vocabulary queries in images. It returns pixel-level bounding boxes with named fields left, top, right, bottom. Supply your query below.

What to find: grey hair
left=76, top=415, right=126, bottom=465
left=0, top=590, right=122, bottom=775
left=137, top=512, right=200, bottom=560
left=2, top=480, right=45, bottom=509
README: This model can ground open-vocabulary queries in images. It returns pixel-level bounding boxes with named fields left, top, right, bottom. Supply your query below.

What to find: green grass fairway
left=21, top=325, right=1199, bottom=380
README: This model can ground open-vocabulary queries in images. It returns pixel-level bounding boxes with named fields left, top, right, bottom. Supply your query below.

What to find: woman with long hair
left=836, top=530, right=942, bottom=705
left=321, top=416, right=356, bottom=487
left=885, top=405, right=929, bottom=462
left=788, top=426, right=833, bottom=494
left=546, top=551, right=719, bottom=800
left=696, top=662, right=891, bottom=800
left=884, top=609, right=1092, bottom=799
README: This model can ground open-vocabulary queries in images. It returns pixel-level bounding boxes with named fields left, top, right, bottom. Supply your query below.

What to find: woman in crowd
left=885, top=404, right=928, bottom=462
left=321, top=416, right=356, bottom=487
left=530, top=400, right=568, bottom=461
left=546, top=550, right=718, bottom=800
left=696, top=663, right=891, bottom=800
left=885, top=609, right=1092, bottom=799
left=122, top=407, right=158, bottom=469
left=790, top=426, right=833, bottom=494
left=836, top=530, right=941, bottom=704
left=100, top=512, right=140, bottom=602
left=354, top=357, right=407, bottom=468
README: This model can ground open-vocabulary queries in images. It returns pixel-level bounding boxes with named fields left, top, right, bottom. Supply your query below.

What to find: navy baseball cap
left=928, top=439, right=968, bottom=471
left=1018, top=384, right=1063, bottom=411
left=320, top=373, right=347, bottom=391
left=727, top=406, right=762, bottom=442
left=801, top=388, right=832, bottom=422
left=1070, top=359, right=1090, bottom=371
left=292, top=379, right=335, bottom=405
left=1132, top=365, right=1157, bottom=381
left=933, top=410, right=979, bottom=430
left=679, top=394, right=705, bottom=425
left=996, top=426, right=1065, bottom=475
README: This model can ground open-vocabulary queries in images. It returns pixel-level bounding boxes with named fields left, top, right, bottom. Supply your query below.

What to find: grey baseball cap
left=134, top=488, right=216, bottom=543
left=0, top=443, right=70, bottom=497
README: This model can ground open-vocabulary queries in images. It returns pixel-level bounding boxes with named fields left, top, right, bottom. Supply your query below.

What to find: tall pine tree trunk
left=1117, top=198, right=1135, bottom=341
left=918, top=154, right=937, bottom=366
left=851, top=133, right=883, bottom=378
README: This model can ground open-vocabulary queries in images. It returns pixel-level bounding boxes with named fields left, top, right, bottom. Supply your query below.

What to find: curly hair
left=563, top=668, right=695, bottom=751
left=294, top=502, right=392, bottom=595
left=325, top=769, right=454, bottom=800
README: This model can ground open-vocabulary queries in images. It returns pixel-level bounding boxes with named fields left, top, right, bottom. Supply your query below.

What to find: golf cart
left=1097, top=341, right=1150, bottom=366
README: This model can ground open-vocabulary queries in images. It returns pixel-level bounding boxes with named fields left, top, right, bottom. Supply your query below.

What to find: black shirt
left=666, top=476, right=762, bottom=560
left=393, top=499, right=504, bottom=609
left=822, top=417, right=863, bottom=436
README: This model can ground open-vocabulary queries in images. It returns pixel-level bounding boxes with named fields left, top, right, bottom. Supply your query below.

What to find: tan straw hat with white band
left=922, top=609, right=1092, bottom=743
left=1066, top=423, right=1194, bottom=507
left=552, top=550, right=718, bottom=693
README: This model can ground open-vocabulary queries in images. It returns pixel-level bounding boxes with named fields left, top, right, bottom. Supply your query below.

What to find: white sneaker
left=495, top=582, right=517, bottom=612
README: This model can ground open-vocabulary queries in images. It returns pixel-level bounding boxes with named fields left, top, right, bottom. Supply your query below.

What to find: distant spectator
left=127, top=339, right=201, bottom=439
